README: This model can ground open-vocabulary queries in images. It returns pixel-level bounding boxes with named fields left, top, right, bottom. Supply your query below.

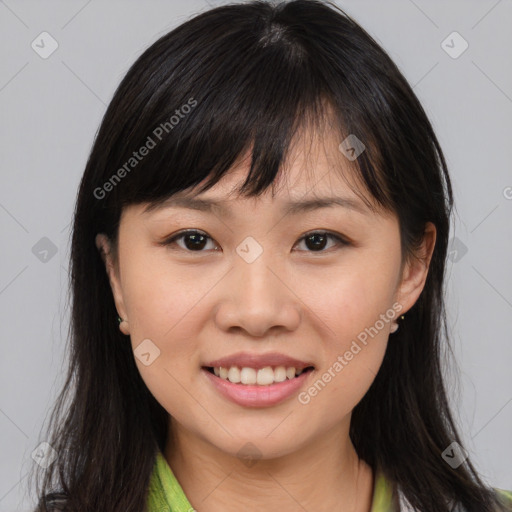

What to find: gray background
left=1, top=0, right=511, bottom=510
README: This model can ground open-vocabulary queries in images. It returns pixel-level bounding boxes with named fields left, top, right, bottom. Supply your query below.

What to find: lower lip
left=202, top=368, right=313, bottom=408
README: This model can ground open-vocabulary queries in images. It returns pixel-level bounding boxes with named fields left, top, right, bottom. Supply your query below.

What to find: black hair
left=30, top=1, right=511, bottom=510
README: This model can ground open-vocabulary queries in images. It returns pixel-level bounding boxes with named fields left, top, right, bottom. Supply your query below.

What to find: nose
left=213, top=253, right=302, bottom=338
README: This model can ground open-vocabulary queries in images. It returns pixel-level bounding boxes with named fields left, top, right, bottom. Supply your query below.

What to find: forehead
left=143, top=124, right=381, bottom=218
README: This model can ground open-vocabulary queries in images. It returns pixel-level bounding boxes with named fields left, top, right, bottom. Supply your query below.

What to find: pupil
left=306, top=233, right=327, bottom=251
left=185, top=233, right=206, bottom=250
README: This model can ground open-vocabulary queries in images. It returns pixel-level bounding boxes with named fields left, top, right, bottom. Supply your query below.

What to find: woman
left=31, top=0, right=512, bottom=510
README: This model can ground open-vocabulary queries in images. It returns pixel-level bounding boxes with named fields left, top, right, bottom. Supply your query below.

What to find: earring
left=117, top=316, right=129, bottom=335
left=390, top=315, right=405, bottom=333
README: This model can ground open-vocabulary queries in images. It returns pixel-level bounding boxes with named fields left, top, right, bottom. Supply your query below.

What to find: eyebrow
left=144, top=195, right=370, bottom=217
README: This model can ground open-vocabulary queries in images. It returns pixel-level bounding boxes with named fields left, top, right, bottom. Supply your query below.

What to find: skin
left=96, top=128, right=436, bottom=512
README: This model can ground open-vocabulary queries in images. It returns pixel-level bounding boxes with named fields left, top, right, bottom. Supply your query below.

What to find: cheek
left=122, top=249, right=210, bottom=342
left=300, top=311, right=389, bottom=422
left=125, top=267, right=203, bottom=420
left=290, top=254, right=399, bottom=340
left=290, top=253, right=396, bottom=410
left=120, top=257, right=211, bottom=412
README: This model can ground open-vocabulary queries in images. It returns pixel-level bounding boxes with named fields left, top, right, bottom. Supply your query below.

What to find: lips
left=201, top=352, right=316, bottom=407
left=202, top=351, right=314, bottom=371
left=202, top=364, right=314, bottom=407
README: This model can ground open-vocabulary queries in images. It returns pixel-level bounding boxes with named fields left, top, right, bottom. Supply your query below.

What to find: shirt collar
left=147, top=450, right=398, bottom=511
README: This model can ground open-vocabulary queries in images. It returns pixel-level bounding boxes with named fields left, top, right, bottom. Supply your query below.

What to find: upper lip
left=203, top=352, right=314, bottom=370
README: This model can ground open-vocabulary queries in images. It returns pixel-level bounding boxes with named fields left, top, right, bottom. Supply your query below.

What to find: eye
left=160, top=229, right=349, bottom=253
left=161, top=229, right=219, bottom=252
left=294, top=230, right=349, bottom=252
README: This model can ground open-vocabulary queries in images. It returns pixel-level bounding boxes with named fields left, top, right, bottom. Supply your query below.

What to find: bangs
left=92, top=1, right=401, bottom=234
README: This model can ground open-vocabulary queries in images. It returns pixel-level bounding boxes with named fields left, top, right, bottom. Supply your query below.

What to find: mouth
left=200, top=352, right=316, bottom=406
left=202, top=365, right=315, bottom=386
left=201, top=363, right=316, bottom=407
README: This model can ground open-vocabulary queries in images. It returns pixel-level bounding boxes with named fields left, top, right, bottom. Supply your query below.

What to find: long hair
left=30, top=1, right=509, bottom=510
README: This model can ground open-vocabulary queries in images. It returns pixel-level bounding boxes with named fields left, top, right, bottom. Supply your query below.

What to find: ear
left=95, top=233, right=130, bottom=335
left=395, top=222, right=437, bottom=314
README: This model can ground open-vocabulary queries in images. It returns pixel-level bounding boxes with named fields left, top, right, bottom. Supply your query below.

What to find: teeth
left=257, top=366, right=275, bottom=385
left=240, top=367, right=257, bottom=385
left=273, top=366, right=287, bottom=383
left=211, top=365, right=308, bottom=385
left=228, top=366, right=241, bottom=383
left=286, top=367, right=296, bottom=380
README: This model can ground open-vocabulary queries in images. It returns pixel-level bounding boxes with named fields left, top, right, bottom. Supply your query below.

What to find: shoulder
left=495, top=487, right=512, bottom=508
left=395, top=484, right=512, bottom=511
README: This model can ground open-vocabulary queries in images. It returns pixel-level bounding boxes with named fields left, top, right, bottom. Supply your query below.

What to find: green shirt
left=146, top=450, right=512, bottom=511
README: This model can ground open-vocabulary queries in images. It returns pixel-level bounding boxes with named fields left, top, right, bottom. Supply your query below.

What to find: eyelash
left=160, top=229, right=350, bottom=254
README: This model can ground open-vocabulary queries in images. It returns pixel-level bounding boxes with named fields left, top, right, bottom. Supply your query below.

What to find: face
left=96, top=130, right=435, bottom=462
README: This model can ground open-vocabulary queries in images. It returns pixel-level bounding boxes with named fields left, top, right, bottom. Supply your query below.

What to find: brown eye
left=162, top=230, right=218, bottom=252
left=161, top=229, right=349, bottom=254
left=295, top=231, right=349, bottom=252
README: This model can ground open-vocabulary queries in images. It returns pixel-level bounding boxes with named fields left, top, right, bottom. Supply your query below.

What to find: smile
left=205, top=365, right=314, bottom=386
left=201, top=365, right=315, bottom=408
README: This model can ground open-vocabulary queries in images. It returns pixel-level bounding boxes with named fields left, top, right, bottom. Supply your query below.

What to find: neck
left=164, top=417, right=374, bottom=512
